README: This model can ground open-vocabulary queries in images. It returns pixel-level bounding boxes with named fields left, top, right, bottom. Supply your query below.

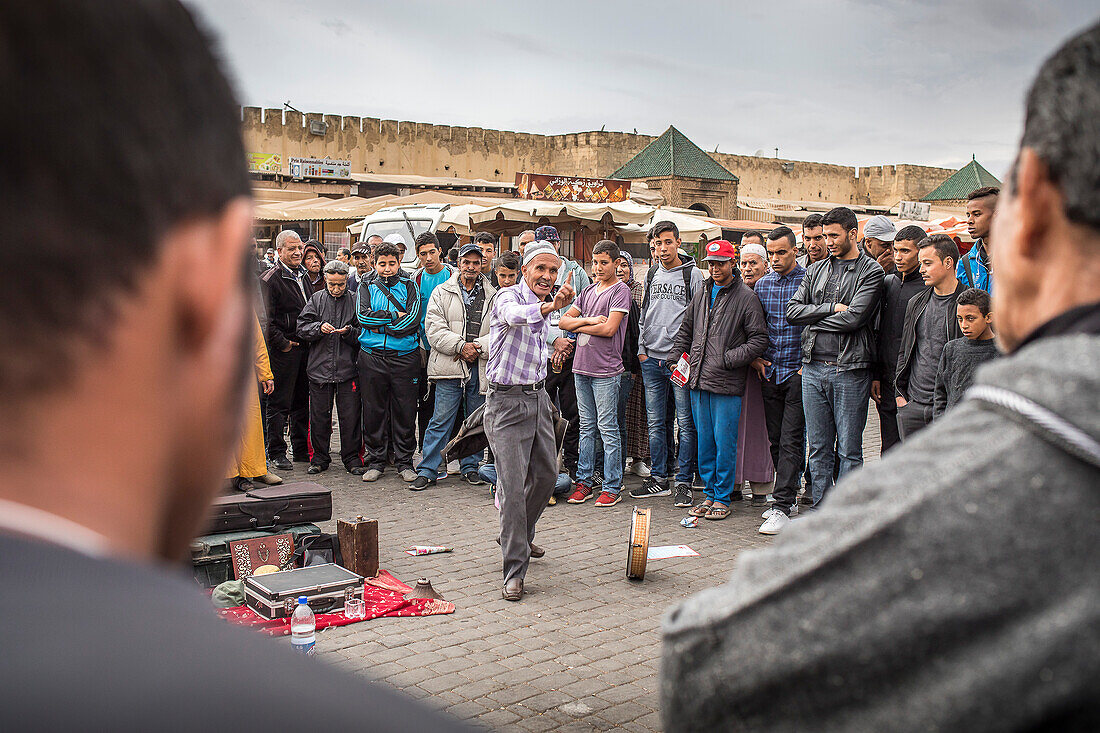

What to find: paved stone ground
left=282, top=405, right=882, bottom=731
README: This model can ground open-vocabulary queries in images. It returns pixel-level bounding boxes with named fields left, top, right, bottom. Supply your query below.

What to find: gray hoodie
left=661, top=333, right=1100, bottom=732
left=638, top=260, right=704, bottom=360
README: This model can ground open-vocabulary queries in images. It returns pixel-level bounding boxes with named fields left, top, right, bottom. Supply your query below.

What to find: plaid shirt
left=755, top=265, right=806, bottom=383
left=486, top=280, right=550, bottom=385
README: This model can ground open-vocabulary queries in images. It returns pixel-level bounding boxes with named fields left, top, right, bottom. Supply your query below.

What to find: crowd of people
left=248, top=186, right=1002, bottom=539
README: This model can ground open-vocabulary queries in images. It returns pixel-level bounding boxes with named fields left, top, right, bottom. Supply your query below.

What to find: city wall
left=242, top=107, right=954, bottom=206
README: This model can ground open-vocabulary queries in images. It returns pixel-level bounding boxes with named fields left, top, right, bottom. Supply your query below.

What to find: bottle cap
left=298, top=596, right=308, bottom=604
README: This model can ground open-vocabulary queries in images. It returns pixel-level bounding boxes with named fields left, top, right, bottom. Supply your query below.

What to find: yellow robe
left=227, top=315, right=273, bottom=479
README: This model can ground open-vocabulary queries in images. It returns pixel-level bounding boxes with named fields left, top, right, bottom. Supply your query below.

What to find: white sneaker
left=400, top=468, right=418, bottom=482
left=631, top=461, right=651, bottom=478
left=761, top=507, right=779, bottom=519
left=447, top=460, right=460, bottom=475
left=758, top=510, right=790, bottom=535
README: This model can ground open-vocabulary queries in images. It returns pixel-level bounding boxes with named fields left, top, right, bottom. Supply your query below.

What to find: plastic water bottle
left=290, top=596, right=315, bottom=656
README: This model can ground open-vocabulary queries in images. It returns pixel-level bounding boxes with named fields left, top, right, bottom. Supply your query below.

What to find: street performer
left=485, top=241, right=575, bottom=601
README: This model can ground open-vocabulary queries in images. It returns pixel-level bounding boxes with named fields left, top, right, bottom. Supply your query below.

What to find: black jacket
left=672, top=276, right=769, bottom=396
left=296, top=289, right=361, bottom=383
left=877, top=268, right=926, bottom=384
left=786, top=253, right=885, bottom=370
left=895, top=280, right=966, bottom=400
left=260, top=262, right=310, bottom=353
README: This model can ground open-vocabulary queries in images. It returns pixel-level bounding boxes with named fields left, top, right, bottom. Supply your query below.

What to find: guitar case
left=205, top=482, right=332, bottom=534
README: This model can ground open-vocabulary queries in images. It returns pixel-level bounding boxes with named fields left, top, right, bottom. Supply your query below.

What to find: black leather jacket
left=786, top=253, right=885, bottom=371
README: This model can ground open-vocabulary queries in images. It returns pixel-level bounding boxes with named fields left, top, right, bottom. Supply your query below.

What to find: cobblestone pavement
left=290, top=406, right=882, bottom=731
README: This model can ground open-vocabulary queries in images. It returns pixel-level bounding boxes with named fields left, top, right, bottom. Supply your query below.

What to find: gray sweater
left=934, top=336, right=999, bottom=417
left=661, top=334, right=1100, bottom=732
left=638, top=261, right=704, bottom=360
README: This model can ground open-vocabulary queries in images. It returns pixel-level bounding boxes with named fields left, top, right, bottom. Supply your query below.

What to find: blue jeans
left=595, top=373, right=634, bottom=473
left=690, top=389, right=742, bottom=504
left=801, top=362, right=872, bottom=505
left=575, top=373, right=623, bottom=495
left=415, top=372, right=484, bottom=478
left=640, top=357, right=695, bottom=483
left=479, top=463, right=573, bottom=496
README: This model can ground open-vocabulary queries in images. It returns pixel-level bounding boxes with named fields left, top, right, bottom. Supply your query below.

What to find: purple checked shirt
left=487, top=279, right=550, bottom=385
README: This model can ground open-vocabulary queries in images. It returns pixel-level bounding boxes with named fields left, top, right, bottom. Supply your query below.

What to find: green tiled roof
left=612, top=126, right=738, bottom=182
left=921, top=156, right=1002, bottom=201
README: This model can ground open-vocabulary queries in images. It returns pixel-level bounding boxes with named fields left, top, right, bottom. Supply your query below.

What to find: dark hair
left=956, top=287, right=992, bottom=316
left=967, top=186, right=1000, bottom=202
left=592, top=240, right=621, bottom=260
left=337, top=247, right=351, bottom=257
left=374, top=243, right=402, bottom=261
left=496, top=251, right=521, bottom=271
left=0, top=1, right=249, bottom=400
left=919, top=234, right=960, bottom=267
left=414, top=231, right=439, bottom=253
left=895, top=225, right=928, bottom=243
left=821, top=207, right=858, bottom=233
left=801, top=213, right=824, bottom=231
left=1016, top=22, right=1100, bottom=231
left=447, top=247, right=459, bottom=260
left=473, top=232, right=496, bottom=245
left=766, top=226, right=796, bottom=248
left=742, top=230, right=765, bottom=245
left=650, top=220, right=679, bottom=240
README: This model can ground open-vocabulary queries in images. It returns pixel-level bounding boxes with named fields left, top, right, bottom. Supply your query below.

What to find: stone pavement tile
left=596, top=700, right=652, bottom=726
left=446, top=700, right=491, bottom=720
left=559, top=676, right=612, bottom=699
left=521, top=690, right=573, bottom=714
left=477, top=708, right=522, bottom=728
left=484, top=684, right=540, bottom=706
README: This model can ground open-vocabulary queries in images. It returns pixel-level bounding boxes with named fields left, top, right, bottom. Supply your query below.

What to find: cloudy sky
left=187, top=0, right=1097, bottom=177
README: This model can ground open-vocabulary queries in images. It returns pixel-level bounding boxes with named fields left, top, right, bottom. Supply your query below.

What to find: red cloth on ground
left=218, top=569, right=455, bottom=636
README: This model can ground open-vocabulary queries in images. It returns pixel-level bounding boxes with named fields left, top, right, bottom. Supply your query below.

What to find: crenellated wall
left=241, top=107, right=954, bottom=207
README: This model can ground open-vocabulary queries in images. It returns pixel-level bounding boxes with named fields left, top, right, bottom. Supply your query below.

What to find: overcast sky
left=187, top=0, right=1097, bottom=178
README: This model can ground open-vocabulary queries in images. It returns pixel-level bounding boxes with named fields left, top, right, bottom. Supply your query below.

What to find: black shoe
left=629, top=477, right=671, bottom=499
left=410, top=475, right=435, bottom=491
left=232, top=476, right=254, bottom=492
left=292, top=454, right=311, bottom=463
left=673, top=483, right=693, bottom=507
left=750, top=494, right=769, bottom=507
left=798, top=492, right=815, bottom=506
left=463, top=471, right=485, bottom=486
left=270, top=456, right=293, bottom=471
left=347, top=466, right=368, bottom=475
left=306, top=464, right=325, bottom=475
left=591, top=470, right=604, bottom=489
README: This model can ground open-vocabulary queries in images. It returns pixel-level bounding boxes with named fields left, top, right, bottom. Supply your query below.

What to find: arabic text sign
left=515, top=172, right=631, bottom=203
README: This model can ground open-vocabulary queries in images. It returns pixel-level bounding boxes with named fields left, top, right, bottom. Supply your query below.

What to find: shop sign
left=899, top=200, right=931, bottom=221
left=515, top=172, right=631, bottom=203
left=288, top=156, right=351, bottom=179
left=248, top=152, right=282, bottom=173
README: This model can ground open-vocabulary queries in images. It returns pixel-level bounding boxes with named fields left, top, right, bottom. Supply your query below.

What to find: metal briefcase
left=243, top=563, right=362, bottom=620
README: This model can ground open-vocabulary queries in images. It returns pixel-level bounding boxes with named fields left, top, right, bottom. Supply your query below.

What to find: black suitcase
left=205, top=482, right=332, bottom=533
left=189, top=523, right=321, bottom=589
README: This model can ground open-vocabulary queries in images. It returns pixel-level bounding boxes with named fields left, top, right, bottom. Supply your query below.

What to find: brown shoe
left=502, top=578, right=524, bottom=601
left=495, top=537, right=545, bottom=559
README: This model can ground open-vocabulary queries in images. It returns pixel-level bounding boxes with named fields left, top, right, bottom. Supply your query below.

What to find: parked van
left=350, top=204, right=460, bottom=270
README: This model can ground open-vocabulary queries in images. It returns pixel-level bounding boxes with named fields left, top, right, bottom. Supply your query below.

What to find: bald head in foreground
left=662, top=20, right=1100, bottom=732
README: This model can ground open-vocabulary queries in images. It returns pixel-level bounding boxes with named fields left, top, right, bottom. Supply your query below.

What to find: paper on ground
left=647, top=544, right=699, bottom=560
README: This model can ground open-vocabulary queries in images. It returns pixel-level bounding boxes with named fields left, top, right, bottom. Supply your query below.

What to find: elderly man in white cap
left=863, top=214, right=897, bottom=275
left=738, top=241, right=770, bottom=289
left=485, top=239, right=575, bottom=601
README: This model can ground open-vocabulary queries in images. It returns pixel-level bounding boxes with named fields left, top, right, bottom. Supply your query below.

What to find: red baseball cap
left=702, top=239, right=736, bottom=261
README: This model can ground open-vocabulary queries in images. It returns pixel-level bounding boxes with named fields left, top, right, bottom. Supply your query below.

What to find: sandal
left=704, top=502, right=730, bottom=521
left=688, top=500, right=713, bottom=517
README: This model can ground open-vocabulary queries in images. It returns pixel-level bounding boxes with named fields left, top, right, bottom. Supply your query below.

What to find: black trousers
left=267, top=346, right=309, bottom=460
left=877, top=376, right=902, bottom=454
left=359, top=350, right=419, bottom=471
left=897, top=400, right=934, bottom=441
left=545, top=356, right=579, bottom=475
left=308, top=380, right=363, bottom=470
left=761, top=372, right=806, bottom=514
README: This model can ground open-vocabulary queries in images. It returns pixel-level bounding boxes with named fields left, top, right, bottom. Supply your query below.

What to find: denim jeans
left=415, top=371, right=484, bottom=478
left=575, top=373, right=623, bottom=495
left=640, top=357, right=695, bottom=483
left=801, top=362, right=872, bottom=505
left=594, top=372, right=634, bottom=473
left=479, top=463, right=573, bottom=496
left=690, top=389, right=742, bottom=504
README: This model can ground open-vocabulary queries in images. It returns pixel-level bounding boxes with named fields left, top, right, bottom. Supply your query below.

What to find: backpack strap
left=641, top=264, right=694, bottom=312
left=962, top=252, right=975, bottom=289
left=681, top=265, right=693, bottom=302
left=373, top=278, right=407, bottom=313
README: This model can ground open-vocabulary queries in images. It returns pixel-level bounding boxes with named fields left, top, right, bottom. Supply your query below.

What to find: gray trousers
left=897, top=400, right=934, bottom=441
left=484, top=386, right=557, bottom=584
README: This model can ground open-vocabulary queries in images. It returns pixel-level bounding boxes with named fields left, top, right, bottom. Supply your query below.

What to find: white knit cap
left=740, top=242, right=767, bottom=261
left=522, top=242, right=560, bottom=266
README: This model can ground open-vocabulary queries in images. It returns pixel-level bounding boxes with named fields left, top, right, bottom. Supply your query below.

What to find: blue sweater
left=356, top=275, right=421, bottom=354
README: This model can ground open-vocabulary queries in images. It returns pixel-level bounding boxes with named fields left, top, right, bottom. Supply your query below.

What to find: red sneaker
left=567, top=484, right=593, bottom=503
left=594, top=491, right=622, bottom=507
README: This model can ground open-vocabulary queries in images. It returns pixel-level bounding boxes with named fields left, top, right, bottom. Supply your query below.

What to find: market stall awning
left=253, top=195, right=396, bottom=222
left=467, top=199, right=655, bottom=227
left=618, top=208, right=722, bottom=244
left=346, top=192, right=508, bottom=237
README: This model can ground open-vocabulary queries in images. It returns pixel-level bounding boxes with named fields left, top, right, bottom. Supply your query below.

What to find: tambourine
left=626, top=507, right=651, bottom=581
